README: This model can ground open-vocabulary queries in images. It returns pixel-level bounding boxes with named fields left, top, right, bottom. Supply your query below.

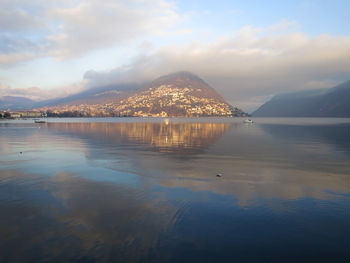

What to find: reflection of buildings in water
left=48, top=122, right=229, bottom=154
left=3, top=122, right=350, bottom=205
left=117, top=122, right=229, bottom=153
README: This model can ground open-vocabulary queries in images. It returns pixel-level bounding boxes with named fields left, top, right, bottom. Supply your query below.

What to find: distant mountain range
left=1, top=72, right=248, bottom=117
left=253, top=80, right=350, bottom=117
left=0, top=96, right=37, bottom=110
left=0, top=84, right=141, bottom=111
left=35, top=83, right=140, bottom=108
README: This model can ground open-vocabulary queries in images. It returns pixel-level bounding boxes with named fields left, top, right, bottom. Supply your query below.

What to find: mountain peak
left=147, top=71, right=206, bottom=88
left=119, top=71, right=246, bottom=117
left=155, top=71, right=203, bottom=80
left=32, top=72, right=248, bottom=117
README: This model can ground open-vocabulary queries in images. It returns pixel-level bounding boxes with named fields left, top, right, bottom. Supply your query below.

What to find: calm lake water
left=1, top=117, right=350, bottom=262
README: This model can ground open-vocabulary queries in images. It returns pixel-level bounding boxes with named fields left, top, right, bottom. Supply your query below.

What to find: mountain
left=114, top=72, right=244, bottom=117
left=35, top=84, right=140, bottom=108
left=0, top=84, right=140, bottom=112
left=144, top=72, right=225, bottom=102
left=0, top=96, right=36, bottom=110
left=36, top=72, right=247, bottom=117
left=253, top=80, right=350, bottom=117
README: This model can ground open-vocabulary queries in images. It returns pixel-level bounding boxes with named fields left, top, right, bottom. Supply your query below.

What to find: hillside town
left=114, top=84, right=233, bottom=117
left=36, top=84, right=248, bottom=117
left=1, top=73, right=249, bottom=118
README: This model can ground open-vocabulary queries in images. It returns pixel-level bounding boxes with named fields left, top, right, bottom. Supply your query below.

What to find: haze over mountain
left=0, top=96, right=36, bottom=110
left=111, top=72, right=247, bottom=117
left=33, top=72, right=247, bottom=117
left=0, top=85, right=139, bottom=111
left=35, top=84, right=140, bottom=108
left=253, top=80, right=350, bottom=117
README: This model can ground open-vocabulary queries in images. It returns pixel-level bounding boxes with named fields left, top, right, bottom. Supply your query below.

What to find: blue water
left=1, top=118, right=350, bottom=262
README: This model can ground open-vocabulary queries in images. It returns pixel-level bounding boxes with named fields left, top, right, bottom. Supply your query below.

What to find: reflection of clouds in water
left=0, top=170, right=180, bottom=262
left=0, top=124, right=90, bottom=157
left=260, top=124, right=350, bottom=157
left=50, top=173, right=176, bottom=261
left=2, top=168, right=350, bottom=262
left=155, top=159, right=350, bottom=207
left=1, top=121, right=350, bottom=206
left=1, top=118, right=350, bottom=262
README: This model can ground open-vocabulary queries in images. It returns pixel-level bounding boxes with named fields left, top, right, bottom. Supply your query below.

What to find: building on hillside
left=10, top=112, right=21, bottom=118
left=17, top=111, right=44, bottom=118
left=0, top=111, right=45, bottom=119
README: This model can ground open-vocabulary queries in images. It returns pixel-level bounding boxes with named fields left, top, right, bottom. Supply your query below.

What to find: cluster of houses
left=0, top=111, right=46, bottom=119
left=113, top=85, right=235, bottom=117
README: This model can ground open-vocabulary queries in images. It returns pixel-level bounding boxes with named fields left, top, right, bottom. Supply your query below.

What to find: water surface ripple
left=0, top=118, right=350, bottom=262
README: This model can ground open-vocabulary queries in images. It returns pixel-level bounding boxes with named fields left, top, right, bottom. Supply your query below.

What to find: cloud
left=83, top=24, right=350, bottom=111
left=47, top=0, right=179, bottom=59
left=0, top=0, right=45, bottom=32
left=0, top=86, right=54, bottom=100
left=2, top=1, right=350, bottom=113
left=0, top=0, right=48, bottom=66
left=0, top=52, right=37, bottom=65
left=0, top=0, right=180, bottom=65
left=0, top=82, right=86, bottom=101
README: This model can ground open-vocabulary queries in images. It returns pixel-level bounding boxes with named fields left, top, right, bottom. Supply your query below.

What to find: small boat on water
left=34, top=120, right=46, bottom=123
left=244, top=119, right=254, bottom=124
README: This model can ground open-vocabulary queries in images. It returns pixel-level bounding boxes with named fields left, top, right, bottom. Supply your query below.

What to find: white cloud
left=0, top=0, right=48, bottom=65
left=46, top=0, right=179, bottom=59
left=0, top=0, right=180, bottom=65
left=0, top=52, right=37, bottom=65
left=0, top=0, right=46, bottom=32
left=83, top=24, right=350, bottom=111
left=0, top=81, right=87, bottom=101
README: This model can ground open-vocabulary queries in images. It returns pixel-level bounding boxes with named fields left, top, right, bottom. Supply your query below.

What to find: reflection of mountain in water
left=260, top=123, right=350, bottom=156
left=47, top=122, right=229, bottom=154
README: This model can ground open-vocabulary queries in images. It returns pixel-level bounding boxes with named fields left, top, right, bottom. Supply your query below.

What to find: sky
left=1, top=0, right=350, bottom=111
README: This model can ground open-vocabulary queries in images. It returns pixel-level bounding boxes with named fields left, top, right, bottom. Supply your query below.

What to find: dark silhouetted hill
left=253, top=80, right=350, bottom=117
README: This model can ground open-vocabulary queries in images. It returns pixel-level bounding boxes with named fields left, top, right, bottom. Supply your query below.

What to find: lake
left=1, top=117, right=350, bottom=262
